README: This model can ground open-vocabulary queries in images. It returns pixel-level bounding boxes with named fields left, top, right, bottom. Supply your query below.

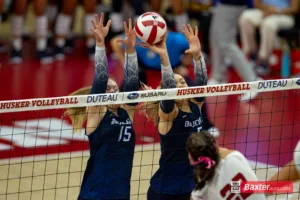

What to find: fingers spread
left=188, top=24, right=194, bottom=35
left=182, top=25, right=189, bottom=38
left=95, top=14, right=99, bottom=26
left=89, top=28, right=96, bottom=34
left=106, top=19, right=112, bottom=29
left=124, top=21, right=129, bottom=33
left=137, top=42, right=149, bottom=48
left=91, top=20, right=97, bottom=29
left=129, top=18, right=132, bottom=32
left=185, top=49, right=191, bottom=54
left=195, top=26, right=198, bottom=36
left=99, top=12, right=104, bottom=27
left=115, top=38, right=124, bottom=43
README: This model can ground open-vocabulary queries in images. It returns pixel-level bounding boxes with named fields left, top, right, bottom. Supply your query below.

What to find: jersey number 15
left=118, top=126, right=132, bottom=142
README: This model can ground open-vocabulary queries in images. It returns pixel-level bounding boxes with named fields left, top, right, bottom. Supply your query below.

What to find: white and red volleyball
left=134, top=12, right=167, bottom=45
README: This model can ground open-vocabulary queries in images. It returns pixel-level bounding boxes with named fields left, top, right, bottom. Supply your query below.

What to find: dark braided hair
left=186, top=131, right=220, bottom=190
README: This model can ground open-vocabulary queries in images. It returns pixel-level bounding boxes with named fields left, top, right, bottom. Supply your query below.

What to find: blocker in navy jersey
left=150, top=101, right=203, bottom=194
left=78, top=108, right=135, bottom=199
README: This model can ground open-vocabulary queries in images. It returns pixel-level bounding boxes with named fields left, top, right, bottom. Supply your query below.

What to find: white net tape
left=1, top=78, right=299, bottom=113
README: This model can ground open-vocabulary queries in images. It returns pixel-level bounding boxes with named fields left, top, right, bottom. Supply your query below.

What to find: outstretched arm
left=86, top=13, right=112, bottom=135
left=116, top=19, right=139, bottom=106
left=182, top=24, right=207, bottom=103
left=193, top=53, right=207, bottom=102
left=116, top=19, right=139, bottom=104
left=116, top=19, right=139, bottom=120
left=138, top=38, right=178, bottom=135
left=89, top=13, right=112, bottom=94
left=160, top=52, right=176, bottom=113
left=139, top=39, right=176, bottom=114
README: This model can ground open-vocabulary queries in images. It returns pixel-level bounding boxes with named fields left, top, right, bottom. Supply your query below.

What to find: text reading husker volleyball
left=0, top=97, right=78, bottom=109
left=177, top=84, right=250, bottom=96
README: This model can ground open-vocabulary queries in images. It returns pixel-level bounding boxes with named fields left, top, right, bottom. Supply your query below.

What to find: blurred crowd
left=0, top=0, right=299, bottom=84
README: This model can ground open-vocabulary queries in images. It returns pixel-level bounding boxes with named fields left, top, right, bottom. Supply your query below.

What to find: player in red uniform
left=187, top=131, right=266, bottom=200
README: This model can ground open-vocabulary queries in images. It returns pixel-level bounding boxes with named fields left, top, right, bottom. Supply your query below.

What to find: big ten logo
left=231, top=181, right=240, bottom=193
left=220, top=173, right=254, bottom=200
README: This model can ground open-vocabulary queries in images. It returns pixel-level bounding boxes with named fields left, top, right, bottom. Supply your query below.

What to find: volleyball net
left=0, top=78, right=300, bottom=200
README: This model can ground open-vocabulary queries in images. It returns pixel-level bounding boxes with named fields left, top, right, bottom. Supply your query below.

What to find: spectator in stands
left=0, top=0, right=4, bottom=24
left=186, top=0, right=213, bottom=57
left=151, top=0, right=189, bottom=32
left=209, top=0, right=261, bottom=101
left=10, top=0, right=52, bottom=64
left=239, top=0, right=299, bottom=76
left=54, top=0, right=96, bottom=60
left=110, top=0, right=145, bottom=37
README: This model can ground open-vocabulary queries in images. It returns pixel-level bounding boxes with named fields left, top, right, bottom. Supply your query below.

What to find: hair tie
left=191, top=156, right=216, bottom=169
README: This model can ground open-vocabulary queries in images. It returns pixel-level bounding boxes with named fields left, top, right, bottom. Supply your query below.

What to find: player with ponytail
left=65, top=13, right=139, bottom=200
left=187, top=131, right=266, bottom=200
left=140, top=24, right=207, bottom=200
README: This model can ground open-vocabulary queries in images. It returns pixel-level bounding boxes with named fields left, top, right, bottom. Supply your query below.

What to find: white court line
left=0, top=144, right=278, bottom=167
left=0, top=144, right=298, bottom=199
left=0, top=143, right=162, bottom=165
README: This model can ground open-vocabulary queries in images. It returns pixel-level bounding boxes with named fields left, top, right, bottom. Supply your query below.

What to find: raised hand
left=137, top=37, right=167, bottom=57
left=89, top=13, right=112, bottom=46
left=115, top=19, right=136, bottom=53
left=182, top=24, right=201, bottom=58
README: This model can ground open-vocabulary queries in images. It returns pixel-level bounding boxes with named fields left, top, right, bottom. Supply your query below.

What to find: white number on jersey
left=197, top=126, right=202, bottom=132
left=118, top=126, right=132, bottom=142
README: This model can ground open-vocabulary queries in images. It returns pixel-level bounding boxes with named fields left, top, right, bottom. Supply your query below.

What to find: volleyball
left=134, top=12, right=167, bottom=45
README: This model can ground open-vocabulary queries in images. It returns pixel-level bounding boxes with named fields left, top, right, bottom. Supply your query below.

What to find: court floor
left=0, top=145, right=300, bottom=200
left=0, top=40, right=300, bottom=199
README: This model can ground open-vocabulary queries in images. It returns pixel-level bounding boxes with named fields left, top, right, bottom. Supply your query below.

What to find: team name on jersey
left=185, top=117, right=202, bottom=128
left=111, top=118, right=132, bottom=125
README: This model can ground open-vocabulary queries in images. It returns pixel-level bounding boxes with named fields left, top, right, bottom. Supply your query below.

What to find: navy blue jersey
left=150, top=101, right=203, bottom=194
left=78, top=107, right=136, bottom=200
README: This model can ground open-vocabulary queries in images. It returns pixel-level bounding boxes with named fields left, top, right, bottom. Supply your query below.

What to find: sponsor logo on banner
left=258, top=80, right=287, bottom=89
left=127, top=93, right=139, bottom=100
left=141, top=92, right=166, bottom=98
left=240, top=181, right=293, bottom=194
left=0, top=97, right=78, bottom=110
left=176, top=84, right=250, bottom=96
left=296, top=79, right=300, bottom=86
left=86, top=94, right=117, bottom=103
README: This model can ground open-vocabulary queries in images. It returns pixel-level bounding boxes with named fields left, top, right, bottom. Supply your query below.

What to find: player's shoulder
left=221, top=150, right=248, bottom=165
left=216, top=149, right=250, bottom=175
